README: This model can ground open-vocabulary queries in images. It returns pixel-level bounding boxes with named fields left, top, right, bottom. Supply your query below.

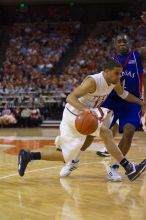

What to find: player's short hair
left=114, top=33, right=130, bottom=42
left=103, top=58, right=122, bottom=70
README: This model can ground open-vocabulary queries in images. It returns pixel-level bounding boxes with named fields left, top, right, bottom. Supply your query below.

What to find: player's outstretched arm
left=114, top=82, right=146, bottom=114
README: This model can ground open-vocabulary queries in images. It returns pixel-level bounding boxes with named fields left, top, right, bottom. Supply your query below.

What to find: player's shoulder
left=84, top=72, right=103, bottom=89
left=132, top=49, right=141, bottom=57
left=90, top=71, right=103, bottom=80
left=83, top=71, right=101, bottom=83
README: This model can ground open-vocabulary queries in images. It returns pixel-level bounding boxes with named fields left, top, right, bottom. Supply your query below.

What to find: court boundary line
left=0, top=158, right=145, bottom=180
left=0, top=162, right=98, bottom=180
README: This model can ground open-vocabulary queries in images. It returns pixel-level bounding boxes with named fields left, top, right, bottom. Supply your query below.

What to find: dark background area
left=0, top=0, right=145, bottom=24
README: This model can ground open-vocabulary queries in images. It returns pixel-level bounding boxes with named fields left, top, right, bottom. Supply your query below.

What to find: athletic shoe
left=126, top=159, right=146, bottom=181
left=18, top=149, right=31, bottom=177
left=107, top=164, right=122, bottom=182
left=60, top=160, right=80, bottom=177
left=96, top=149, right=111, bottom=157
left=140, top=159, right=146, bottom=166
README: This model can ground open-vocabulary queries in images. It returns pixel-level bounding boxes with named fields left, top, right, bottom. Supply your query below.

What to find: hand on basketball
left=82, top=108, right=97, bottom=116
left=89, top=108, right=99, bottom=118
left=84, top=107, right=104, bottom=120
left=141, top=12, right=146, bottom=24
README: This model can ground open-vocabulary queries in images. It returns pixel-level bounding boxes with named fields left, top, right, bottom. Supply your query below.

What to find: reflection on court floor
left=0, top=128, right=146, bottom=220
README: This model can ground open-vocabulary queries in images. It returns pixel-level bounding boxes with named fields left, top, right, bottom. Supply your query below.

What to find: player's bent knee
left=100, top=125, right=112, bottom=139
left=123, top=124, right=135, bottom=137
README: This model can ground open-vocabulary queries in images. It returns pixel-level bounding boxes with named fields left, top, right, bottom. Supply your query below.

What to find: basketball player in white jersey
left=18, top=59, right=146, bottom=181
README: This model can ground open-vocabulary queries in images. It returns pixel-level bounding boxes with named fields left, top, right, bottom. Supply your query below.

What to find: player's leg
left=100, top=125, right=146, bottom=181
left=60, top=111, right=120, bottom=177
left=59, top=135, right=83, bottom=177
left=118, top=123, right=135, bottom=155
left=117, top=103, right=141, bottom=156
left=96, top=109, right=118, bottom=157
left=96, top=115, right=122, bottom=181
left=100, top=125, right=123, bottom=162
left=18, top=135, right=82, bottom=177
left=107, top=123, right=135, bottom=181
left=106, top=103, right=143, bottom=181
left=18, top=148, right=65, bottom=177
left=95, top=109, right=122, bottom=181
left=96, top=122, right=118, bottom=157
left=59, top=135, right=95, bottom=177
left=108, top=105, right=142, bottom=180
left=18, top=108, right=84, bottom=177
left=60, top=107, right=107, bottom=176
left=60, top=107, right=108, bottom=176
left=80, top=135, right=95, bottom=151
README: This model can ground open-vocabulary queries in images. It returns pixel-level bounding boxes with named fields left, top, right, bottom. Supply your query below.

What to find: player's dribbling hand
left=83, top=108, right=99, bottom=119
left=89, top=107, right=104, bottom=120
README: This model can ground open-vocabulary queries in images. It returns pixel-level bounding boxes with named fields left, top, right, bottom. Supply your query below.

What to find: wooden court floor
left=0, top=128, right=146, bottom=220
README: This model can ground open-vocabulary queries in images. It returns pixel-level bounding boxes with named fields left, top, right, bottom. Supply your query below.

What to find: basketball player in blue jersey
left=96, top=12, right=146, bottom=181
left=96, top=34, right=146, bottom=180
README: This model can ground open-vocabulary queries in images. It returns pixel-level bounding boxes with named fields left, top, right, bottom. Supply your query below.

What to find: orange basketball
left=75, top=111, right=98, bottom=135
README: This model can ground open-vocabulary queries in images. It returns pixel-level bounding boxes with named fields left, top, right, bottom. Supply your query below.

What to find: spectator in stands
left=21, top=107, right=31, bottom=127
left=2, top=104, right=11, bottom=116
left=30, top=104, right=42, bottom=127
left=13, top=107, right=22, bottom=127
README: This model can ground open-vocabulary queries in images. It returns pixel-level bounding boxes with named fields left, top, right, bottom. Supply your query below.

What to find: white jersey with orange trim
left=66, top=71, right=115, bottom=115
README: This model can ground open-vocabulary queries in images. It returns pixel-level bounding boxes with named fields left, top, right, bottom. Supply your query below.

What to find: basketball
left=75, top=111, right=98, bottom=135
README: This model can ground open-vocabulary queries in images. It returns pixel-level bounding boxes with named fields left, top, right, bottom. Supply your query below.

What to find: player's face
left=115, top=35, right=130, bottom=54
left=108, top=67, right=122, bottom=84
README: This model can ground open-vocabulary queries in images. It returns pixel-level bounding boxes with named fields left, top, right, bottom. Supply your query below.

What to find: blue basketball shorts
left=101, top=98, right=142, bottom=133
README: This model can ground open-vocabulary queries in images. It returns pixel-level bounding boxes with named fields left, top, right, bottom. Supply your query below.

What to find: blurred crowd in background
left=0, top=2, right=145, bottom=126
